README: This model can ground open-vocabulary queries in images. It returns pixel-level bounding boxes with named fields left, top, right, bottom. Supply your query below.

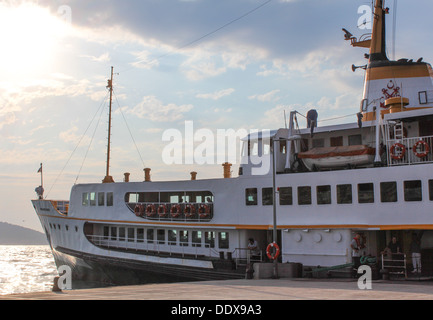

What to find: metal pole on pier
left=272, top=138, right=279, bottom=279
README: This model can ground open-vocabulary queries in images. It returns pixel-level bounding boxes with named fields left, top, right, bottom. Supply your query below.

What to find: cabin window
left=82, top=193, right=89, bottom=206
left=312, top=139, right=325, bottom=148
left=361, top=99, right=368, bottom=112
left=358, top=183, right=374, bottom=203
left=104, top=226, right=109, bottom=238
left=205, top=231, right=215, bottom=248
left=330, top=136, right=343, bottom=147
left=119, top=227, right=126, bottom=241
left=279, top=187, right=293, bottom=205
left=128, top=228, right=135, bottom=242
left=107, top=192, right=114, bottom=206
left=110, top=227, right=117, bottom=240
left=137, top=228, right=145, bottom=243
left=180, top=231, right=189, bottom=247
left=380, top=182, right=398, bottom=203
left=337, top=184, right=352, bottom=204
left=317, top=185, right=331, bottom=205
left=218, top=232, right=229, bottom=249
left=157, top=229, right=165, bottom=244
left=298, top=186, right=312, bottom=205
left=349, top=134, right=362, bottom=146
left=89, top=192, right=96, bottom=206
left=419, top=91, right=428, bottom=104
left=147, top=229, right=154, bottom=244
left=429, top=180, right=433, bottom=201
left=245, top=188, right=258, bottom=206
left=98, top=193, right=105, bottom=206
left=404, top=180, right=422, bottom=202
left=192, top=231, right=202, bottom=247
left=262, top=188, right=273, bottom=206
left=168, top=230, right=177, bottom=245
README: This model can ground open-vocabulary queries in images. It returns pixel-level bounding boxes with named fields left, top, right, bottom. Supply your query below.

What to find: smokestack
left=222, top=162, right=232, bottom=179
left=190, top=172, right=197, bottom=180
left=124, top=172, right=130, bottom=183
left=144, top=168, right=151, bottom=182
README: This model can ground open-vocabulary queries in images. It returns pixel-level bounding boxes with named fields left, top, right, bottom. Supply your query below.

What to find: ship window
left=192, top=231, right=202, bottom=247
left=349, top=134, right=362, bottom=146
left=337, top=184, right=352, bottom=204
left=128, top=228, right=135, bottom=242
left=157, top=229, right=165, bottom=244
left=429, top=180, right=433, bottom=201
left=317, top=185, right=331, bottom=205
left=361, top=99, right=368, bottom=112
left=110, top=227, right=117, bottom=240
left=180, top=231, right=189, bottom=247
left=104, top=226, right=109, bottom=238
left=312, top=139, right=324, bottom=148
left=245, top=188, right=258, bottom=206
left=404, top=180, right=422, bottom=202
left=358, top=183, right=374, bottom=203
left=330, top=136, right=343, bottom=147
left=147, top=229, right=154, bottom=244
left=419, top=91, right=428, bottom=104
left=205, top=231, right=215, bottom=248
left=380, top=182, right=398, bottom=202
left=298, top=186, right=312, bottom=205
left=89, top=192, right=96, bottom=206
left=168, top=230, right=177, bottom=245
left=262, top=188, right=273, bottom=206
left=279, top=187, right=293, bottom=205
left=107, top=192, right=114, bottom=206
left=137, top=228, right=144, bottom=243
left=119, top=227, right=126, bottom=241
left=98, top=193, right=105, bottom=206
left=82, top=193, right=89, bottom=206
left=218, top=232, right=229, bottom=249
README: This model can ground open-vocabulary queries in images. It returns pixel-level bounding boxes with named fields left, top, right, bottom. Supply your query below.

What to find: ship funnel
left=190, top=171, right=197, bottom=180
left=124, top=172, right=130, bottom=183
left=222, top=162, right=232, bottom=179
left=144, top=168, right=151, bottom=182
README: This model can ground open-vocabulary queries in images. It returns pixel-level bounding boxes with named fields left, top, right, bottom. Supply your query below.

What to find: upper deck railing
left=387, top=135, right=433, bottom=166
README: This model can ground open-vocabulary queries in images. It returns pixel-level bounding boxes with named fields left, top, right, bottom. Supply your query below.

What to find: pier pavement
left=1, top=278, right=433, bottom=300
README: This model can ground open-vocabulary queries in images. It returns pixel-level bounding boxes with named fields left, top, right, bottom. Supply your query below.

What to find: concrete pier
left=1, top=278, right=433, bottom=300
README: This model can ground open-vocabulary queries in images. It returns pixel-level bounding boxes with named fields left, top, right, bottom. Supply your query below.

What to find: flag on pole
left=37, top=164, right=42, bottom=173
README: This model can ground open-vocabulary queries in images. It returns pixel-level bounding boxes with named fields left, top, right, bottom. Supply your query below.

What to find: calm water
left=0, top=245, right=58, bottom=295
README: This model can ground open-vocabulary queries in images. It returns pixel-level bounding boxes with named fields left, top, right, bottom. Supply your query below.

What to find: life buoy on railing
left=158, top=204, right=168, bottom=217
left=266, top=242, right=280, bottom=260
left=413, top=140, right=430, bottom=158
left=198, top=204, right=211, bottom=219
left=145, top=204, right=156, bottom=217
left=184, top=204, right=196, bottom=218
left=134, top=204, right=143, bottom=217
left=390, top=143, right=406, bottom=160
left=170, top=204, right=181, bottom=218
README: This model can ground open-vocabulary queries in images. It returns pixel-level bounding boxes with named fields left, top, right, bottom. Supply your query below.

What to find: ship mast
left=103, top=66, right=115, bottom=184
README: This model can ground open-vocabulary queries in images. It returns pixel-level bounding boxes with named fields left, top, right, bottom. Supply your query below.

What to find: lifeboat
left=298, top=145, right=376, bottom=171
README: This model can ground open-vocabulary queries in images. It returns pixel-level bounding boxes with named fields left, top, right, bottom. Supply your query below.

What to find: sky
left=1, top=0, right=433, bottom=232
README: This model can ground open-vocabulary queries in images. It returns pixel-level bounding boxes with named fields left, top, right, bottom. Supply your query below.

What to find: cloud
left=249, top=89, right=281, bottom=102
left=127, top=96, right=194, bottom=122
left=196, top=88, right=235, bottom=100
left=80, top=52, right=111, bottom=62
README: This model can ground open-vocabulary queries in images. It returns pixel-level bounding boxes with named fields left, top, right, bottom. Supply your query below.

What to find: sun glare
left=0, top=3, right=70, bottom=76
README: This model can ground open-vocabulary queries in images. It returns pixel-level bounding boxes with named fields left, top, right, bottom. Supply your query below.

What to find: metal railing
left=87, top=234, right=216, bottom=259
left=387, top=135, right=433, bottom=166
left=233, top=248, right=263, bottom=269
left=381, top=253, right=407, bottom=278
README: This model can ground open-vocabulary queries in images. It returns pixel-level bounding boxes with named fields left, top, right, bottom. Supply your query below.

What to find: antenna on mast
left=103, top=66, right=115, bottom=184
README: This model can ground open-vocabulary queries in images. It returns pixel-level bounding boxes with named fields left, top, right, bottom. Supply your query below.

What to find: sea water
left=0, top=245, right=57, bottom=295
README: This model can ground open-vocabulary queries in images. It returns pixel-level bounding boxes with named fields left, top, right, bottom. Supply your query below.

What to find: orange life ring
left=390, top=143, right=406, bottom=160
left=198, top=204, right=211, bottom=219
left=266, top=242, right=280, bottom=260
left=145, top=204, right=156, bottom=217
left=184, top=204, right=196, bottom=218
left=170, top=204, right=181, bottom=218
left=413, top=140, right=430, bottom=158
left=158, top=204, right=168, bottom=217
left=134, top=204, right=143, bottom=217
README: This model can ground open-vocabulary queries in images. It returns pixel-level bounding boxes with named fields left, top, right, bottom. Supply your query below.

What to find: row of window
left=102, top=226, right=230, bottom=249
left=125, top=191, right=214, bottom=204
left=246, top=179, right=433, bottom=206
left=82, top=192, right=114, bottom=207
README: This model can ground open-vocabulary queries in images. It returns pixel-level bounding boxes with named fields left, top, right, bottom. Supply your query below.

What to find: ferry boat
left=33, top=0, right=433, bottom=285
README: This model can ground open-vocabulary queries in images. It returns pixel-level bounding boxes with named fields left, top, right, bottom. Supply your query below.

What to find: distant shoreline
left=0, top=222, right=47, bottom=245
